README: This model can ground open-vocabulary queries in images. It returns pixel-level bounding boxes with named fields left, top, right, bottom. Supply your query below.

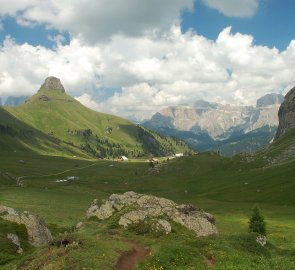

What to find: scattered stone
left=56, top=179, right=68, bottom=183
left=0, top=205, right=53, bottom=247
left=7, top=233, right=23, bottom=254
left=86, top=191, right=217, bottom=237
left=256, top=235, right=267, bottom=246
left=76, top=222, right=83, bottom=230
left=38, top=95, right=50, bottom=101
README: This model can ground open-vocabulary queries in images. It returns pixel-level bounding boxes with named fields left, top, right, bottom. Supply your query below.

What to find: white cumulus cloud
left=1, top=26, right=295, bottom=120
left=0, top=36, right=103, bottom=96
left=0, top=0, right=194, bottom=43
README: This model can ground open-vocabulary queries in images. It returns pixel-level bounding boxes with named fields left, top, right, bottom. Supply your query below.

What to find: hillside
left=2, top=77, right=193, bottom=158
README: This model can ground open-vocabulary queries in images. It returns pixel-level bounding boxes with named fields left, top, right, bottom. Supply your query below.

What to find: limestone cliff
left=275, top=86, right=295, bottom=139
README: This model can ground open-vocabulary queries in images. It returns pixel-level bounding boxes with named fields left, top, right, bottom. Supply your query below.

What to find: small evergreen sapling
left=249, top=206, right=266, bottom=235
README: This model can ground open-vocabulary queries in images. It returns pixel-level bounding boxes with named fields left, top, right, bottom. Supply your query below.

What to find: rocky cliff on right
left=275, top=86, right=295, bottom=139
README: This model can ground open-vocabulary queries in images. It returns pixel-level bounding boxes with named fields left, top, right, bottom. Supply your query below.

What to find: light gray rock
left=86, top=192, right=217, bottom=237
left=256, top=235, right=267, bottom=246
left=156, top=219, right=172, bottom=234
left=119, top=210, right=148, bottom=228
left=86, top=200, right=115, bottom=220
left=7, top=233, right=23, bottom=254
left=76, top=222, right=83, bottom=230
left=0, top=205, right=18, bottom=215
left=0, top=205, right=53, bottom=247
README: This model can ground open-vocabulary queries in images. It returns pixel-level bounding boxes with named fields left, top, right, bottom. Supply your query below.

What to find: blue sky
left=0, top=0, right=295, bottom=119
left=182, top=0, right=295, bottom=51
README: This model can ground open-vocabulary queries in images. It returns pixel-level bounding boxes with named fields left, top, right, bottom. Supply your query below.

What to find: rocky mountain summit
left=275, top=86, right=295, bottom=139
left=86, top=191, right=217, bottom=237
left=256, top=93, right=284, bottom=107
left=0, top=205, right=52, bottom=247
left=39, top=76, right=65, bottom=93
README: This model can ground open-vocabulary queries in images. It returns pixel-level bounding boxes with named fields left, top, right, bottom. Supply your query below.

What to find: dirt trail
left=17, top=163, right=96, bottom=181
left=116, top=240, right=150, bottom=270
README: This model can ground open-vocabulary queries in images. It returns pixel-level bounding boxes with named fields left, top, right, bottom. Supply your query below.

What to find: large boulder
left=86, top=191, right=217, bottom=237
left=0, top=205, right=53, bottom=247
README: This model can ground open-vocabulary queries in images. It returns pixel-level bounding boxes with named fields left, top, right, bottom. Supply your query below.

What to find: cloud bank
left=2, top=25, right=294, bottom=119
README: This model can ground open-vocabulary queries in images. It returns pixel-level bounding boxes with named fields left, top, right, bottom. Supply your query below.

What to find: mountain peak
left=256, top=93, right=284, bottom=107
left=39, top=76, right=65, bottom=93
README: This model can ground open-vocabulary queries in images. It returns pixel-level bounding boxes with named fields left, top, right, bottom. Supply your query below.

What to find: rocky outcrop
left=275, top=86, right=295, bottom=139
left=86, top=191, right=217, bottom=237
left=39, top=76, right=65, bottom=93
left=0, top=205, right=53, bottom=247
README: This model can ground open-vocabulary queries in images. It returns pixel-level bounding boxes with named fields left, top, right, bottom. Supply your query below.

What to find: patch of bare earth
left=116, top=240, right=150, bottom=270
left=206, top=254, right=216, bottom=267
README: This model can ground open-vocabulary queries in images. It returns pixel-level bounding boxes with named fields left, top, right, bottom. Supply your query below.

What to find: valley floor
left=0, top=151, right=295, bottom=269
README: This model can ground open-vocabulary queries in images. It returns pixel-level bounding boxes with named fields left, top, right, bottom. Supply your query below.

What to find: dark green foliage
left=249, top=206, right=266, bottom=235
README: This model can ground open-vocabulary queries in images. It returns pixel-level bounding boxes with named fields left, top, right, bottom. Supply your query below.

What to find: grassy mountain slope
left=2, top=80, right=193, bottom=158
left=0, top=107, right=88, bottom=157
left=254, top=128, right=295, bottom=165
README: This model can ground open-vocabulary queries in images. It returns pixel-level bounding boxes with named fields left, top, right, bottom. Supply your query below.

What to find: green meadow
left=0, top=144, right=294, bottom=269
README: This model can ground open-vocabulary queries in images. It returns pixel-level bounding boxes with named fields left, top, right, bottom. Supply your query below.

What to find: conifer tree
left=249, top=206, right=266, bottom=235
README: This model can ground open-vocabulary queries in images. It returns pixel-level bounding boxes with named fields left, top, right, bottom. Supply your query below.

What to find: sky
left=0, top=0, right=295, bottom=120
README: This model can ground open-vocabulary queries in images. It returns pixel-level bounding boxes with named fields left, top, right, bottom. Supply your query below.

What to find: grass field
left=0, top=145, right=295, bottom=269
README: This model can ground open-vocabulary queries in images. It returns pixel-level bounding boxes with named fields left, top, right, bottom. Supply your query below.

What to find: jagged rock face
left=39, top=76, right=65, bottom=93
left=275, top=86, right=295, bottom=139
left=146, top=94, right=283, bottom=140
left=86, top=191, right=217, bottom=237
left=0, top=205, right=53, bottom=247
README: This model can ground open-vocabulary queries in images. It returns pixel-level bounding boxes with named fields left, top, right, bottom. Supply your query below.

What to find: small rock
left=76, top=222, right=83, bottom=230
left=156, top=219, right=171, bottom=234
left=256, top=235, right=267, bottom=246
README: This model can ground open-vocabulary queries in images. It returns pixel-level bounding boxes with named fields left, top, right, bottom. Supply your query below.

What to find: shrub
left=249, top=206, right=266, bottom=235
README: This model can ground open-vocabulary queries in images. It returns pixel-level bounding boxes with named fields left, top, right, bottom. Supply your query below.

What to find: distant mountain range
left=143, top=93, right=284, bottom=156
left=3, top=96, right=29, bottom=107
left=0, top=77, right=193, bottom=158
